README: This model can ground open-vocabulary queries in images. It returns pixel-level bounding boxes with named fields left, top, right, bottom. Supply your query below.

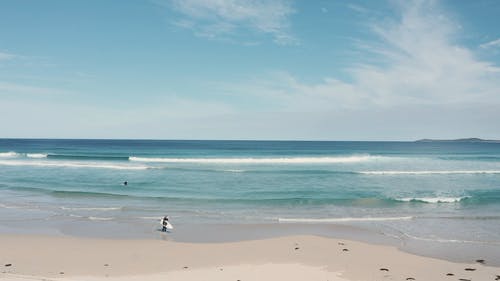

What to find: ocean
left=1, top=139, right=500, bottom=262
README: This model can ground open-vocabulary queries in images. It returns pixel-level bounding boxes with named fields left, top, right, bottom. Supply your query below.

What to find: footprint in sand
left=379, top=268, right=389, bottom=272
left=465, top=268, right=476, bottom=271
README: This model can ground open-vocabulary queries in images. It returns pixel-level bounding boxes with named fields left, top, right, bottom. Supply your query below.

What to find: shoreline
left=1, top=233, right=499, bottom=281
left=1, top=220, right=500, bottom=267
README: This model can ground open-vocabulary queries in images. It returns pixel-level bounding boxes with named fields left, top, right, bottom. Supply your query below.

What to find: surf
left=360, top=170, right=500, bottom=175
left=129, top=155, right=382, bottom=164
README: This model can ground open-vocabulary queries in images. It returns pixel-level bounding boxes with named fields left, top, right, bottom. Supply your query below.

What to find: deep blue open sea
left=1, top=139, right=500, bottom=260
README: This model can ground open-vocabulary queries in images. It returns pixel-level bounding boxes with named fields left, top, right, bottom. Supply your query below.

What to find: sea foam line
left=0, top=160, right=148, bottom=170
left=88, top=216, right=114, bottom=221
left=129, top=155, right=380, bottom=164
left=278, top=216, right=413, bottom=223
left=402, top=232, right=500, bottom=245
left=396, top=197, right=468, bottom=203
left=26, top=153, right=48, bottom=158
left=360, top=170, right=500, bottom=175
left=0, top=151, right=19, bottom=158
left=60, top=206, right=122, bottom=211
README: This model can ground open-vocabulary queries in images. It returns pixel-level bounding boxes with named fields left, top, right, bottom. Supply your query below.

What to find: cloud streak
left=168, top=0, right=296, bottom=45
left=0, top=51, right=16, bottom=61
left=225, top=0, right=500, bottom=110
left=480, top=38, right=500, bottom=49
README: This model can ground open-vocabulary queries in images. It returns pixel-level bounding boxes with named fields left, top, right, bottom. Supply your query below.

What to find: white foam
left=0, top=160, right=148, bottom=170
left=360, top=170, right=500, bottom=175
left=0, top=203, right=20, bottom=209
left=397, top=197, right=468, bottom=203
left=87, top=216, right=114, bottom=221
left=278, top=216, right=413, bottom=223
left=60, top=206, right=122, bottom=211
left=137, top=216, right=162, bottom=220
left=129, top=155, right=380, bottom=164
left=0, top=151, right=19, bottom=158
left=402, top=232, right=500, bottom=245
left=27, top=153, right=48, bottom=158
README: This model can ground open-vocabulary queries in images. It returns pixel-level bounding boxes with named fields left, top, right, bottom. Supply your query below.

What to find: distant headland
left=415, top=138, right=499, bottom=143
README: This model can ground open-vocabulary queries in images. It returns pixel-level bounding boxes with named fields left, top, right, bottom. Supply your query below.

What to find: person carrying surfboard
left=161, top=216, right=170, bottom=232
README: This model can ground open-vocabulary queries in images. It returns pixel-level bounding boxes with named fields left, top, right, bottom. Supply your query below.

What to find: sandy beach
left=1, top=234, right=499, bottom=281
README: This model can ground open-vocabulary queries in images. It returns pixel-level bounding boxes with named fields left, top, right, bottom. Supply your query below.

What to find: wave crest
left=0, top=151, right=19, bottom=158
left=27, top=153, right=48, bottom=158
left=129, top=155, right=380, bottom=164
left=396, top=197, right=468, bottom=203
left=278, top=216, right=413, bottom=223
left=360, top=170, right=500, bottom=175
left=0, top=160, right=148, bottom=170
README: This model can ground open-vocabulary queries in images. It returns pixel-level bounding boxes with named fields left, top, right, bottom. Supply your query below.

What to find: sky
left=1, top=0, right=499, bottom=140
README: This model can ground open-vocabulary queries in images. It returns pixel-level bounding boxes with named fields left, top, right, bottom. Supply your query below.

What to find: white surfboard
left=165, top=221, right=174, bottom=230
left=160, top=218, right=174, bottom=230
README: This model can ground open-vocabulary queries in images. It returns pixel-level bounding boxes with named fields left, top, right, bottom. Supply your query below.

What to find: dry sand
left=1, top=234, right=499, bottom=281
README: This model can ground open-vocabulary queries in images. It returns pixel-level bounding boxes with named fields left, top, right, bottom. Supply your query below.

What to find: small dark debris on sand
left=220, top=268, right=224, bottom=271
left=446, top=273, right=454, bottom=276
left=379, top=268, right=389, bottom=272
left=476, top=259, right=485, bottom=264
left=458, top=279, right=471, bottom=281
left=183, top=266, right=188, bottom=269
left=465, top=268, right=476, bottom=271
left=342, top=248, right=349, bottom=252
left=495, top=275, right=500, bottom=280
left=338, top=242, right=345, bottom=245
left=4, top=264, right=12, bottom=267
left=59, top=272, right=64, bottom=275
left=104, top=264, right=109, bottom=267
left=294, top=247, right=300, bottom=250
left=406, top=278, right=415, bottom=280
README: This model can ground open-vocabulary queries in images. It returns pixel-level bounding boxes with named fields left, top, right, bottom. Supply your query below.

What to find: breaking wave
left=129, top=155, right=381, bottom=164
left=0, top=160, right=148, bottom=170
left=278, top=216, right=413, bottom=223
left=396, top=197, right=469, bottom=203
left=360, top=170, right=500, bottom=175
left=27, top=153, right=48, bottom=158
left=0, top=151, right=19, bottom=157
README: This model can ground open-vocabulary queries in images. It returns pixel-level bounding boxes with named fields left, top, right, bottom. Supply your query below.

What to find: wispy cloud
left=191, top=0, right=500, bottom=139
left=347, top=3, right=369, bottom=14
left=226, top=0, right=500, bottom=110
left=0, top=81, right=70, bottom=97
left=167, top=0, right=297, bottom=45
left=480, top=38, right=500, bottom=49
left=0, top=51, right=17, bottom=61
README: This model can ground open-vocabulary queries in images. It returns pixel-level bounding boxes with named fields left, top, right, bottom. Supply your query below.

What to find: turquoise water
left=1, top=139, right=500, bottom=248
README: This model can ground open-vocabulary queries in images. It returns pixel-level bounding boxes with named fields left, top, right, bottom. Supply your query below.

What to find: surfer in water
left=161, top=216, right=169, bottom=232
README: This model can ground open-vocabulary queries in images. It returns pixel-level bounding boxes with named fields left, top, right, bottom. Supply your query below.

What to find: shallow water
left=1, top=139, right=500, bottom=263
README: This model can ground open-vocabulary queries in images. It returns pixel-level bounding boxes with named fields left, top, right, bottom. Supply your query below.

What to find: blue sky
left=1, top=0, right=499, bottom=140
